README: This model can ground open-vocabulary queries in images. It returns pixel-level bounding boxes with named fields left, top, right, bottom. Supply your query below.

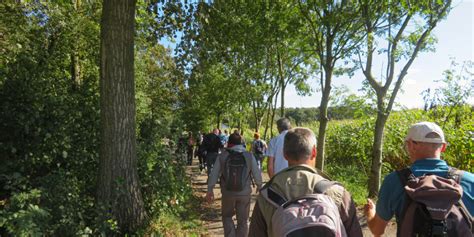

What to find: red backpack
left=397, top=168, right=473, bottom=237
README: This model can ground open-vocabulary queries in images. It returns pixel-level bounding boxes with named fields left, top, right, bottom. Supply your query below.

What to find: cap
left=405, top=122, right=446, bottom=144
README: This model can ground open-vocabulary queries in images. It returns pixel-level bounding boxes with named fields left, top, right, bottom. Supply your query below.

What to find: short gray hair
left=277, top=118, right=291, bottom=132
left=283, top=127, right=317, bottom=162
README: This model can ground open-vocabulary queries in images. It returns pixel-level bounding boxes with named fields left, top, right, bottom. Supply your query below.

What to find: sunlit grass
left=325, top=164, right=368, bottom=205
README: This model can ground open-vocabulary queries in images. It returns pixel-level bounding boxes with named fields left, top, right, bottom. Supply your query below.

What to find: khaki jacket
left=249, top=165, right=363, bottom=237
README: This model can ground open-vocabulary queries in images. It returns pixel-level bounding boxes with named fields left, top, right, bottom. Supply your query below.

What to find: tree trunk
left=255, top=116, right=261, bottom=133
left=316, top=67, right=332, bottom=171
left=252, top=101, right=264, bottom=132
left=271, top=90, right=279, bottom=138
left=71, top=0, right=82, bottom=87
left=368, top=111, right=388, bottom=198
left=316, top=94, right=330, bottom=171
left=263, top=100, right=272, bottom=140
left=280, top=82, right=286, bottom=118
left=97, top=0, right=146, bottom=233
left=71, top=51, right=81, bottom=86
left=263, top=116, right=269, bottom=140
left=277, top=51, right=285, bottom=117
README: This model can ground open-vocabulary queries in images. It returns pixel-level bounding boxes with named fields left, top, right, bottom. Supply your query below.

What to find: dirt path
left=186, top=158, right=396, bottom=236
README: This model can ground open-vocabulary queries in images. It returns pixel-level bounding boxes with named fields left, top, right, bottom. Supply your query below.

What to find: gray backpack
left=261, top=179, right=347, bottom=237
left=397, top=168, right=473, bottom=237
left=221, top=150, right=250, bottom=192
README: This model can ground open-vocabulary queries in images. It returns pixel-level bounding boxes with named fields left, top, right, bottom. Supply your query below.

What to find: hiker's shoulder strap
left=261, top=166, right=318, bottom=207
left=217, top=151, right=226, bottom=176
left=263, top=174, right=338, bottom=208
left=264, top=179, right=341, bottom=208
left=266, top=187, right=286, bottom=206
left=396, top=167, right=415, bottom=228
left=447, top=167, right=463, bottom=184
left=219, top=150, right=231, bottom=167
left=397, top=167, right=413, bottom=187
left=447, top=167, right=472, bottom=231
left=314, top=179, right=339, bottom=194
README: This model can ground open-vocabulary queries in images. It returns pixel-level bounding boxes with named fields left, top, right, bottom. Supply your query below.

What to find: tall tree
left=358, top=0, right=452, bottom=197
left=177, top=1, right=312, bottom=133
left=298, top=0, right=363, bottom=171
left=97, top=0, right=146, bottom=232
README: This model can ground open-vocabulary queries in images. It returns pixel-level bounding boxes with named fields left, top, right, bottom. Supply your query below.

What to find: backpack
left=254, top=140, right=265, bottom=155
left=397, top=167, right=473, bottom=237
left=262, top=178, right=347, bottom=237
left=221, top=150, right=249, bottom=192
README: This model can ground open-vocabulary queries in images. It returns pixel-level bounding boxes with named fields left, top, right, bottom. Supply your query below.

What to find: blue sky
left=285, top=0, right=473, bottom=108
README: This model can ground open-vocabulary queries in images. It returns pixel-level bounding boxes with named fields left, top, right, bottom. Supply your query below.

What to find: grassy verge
left=144, top=194, right=205, bottom=236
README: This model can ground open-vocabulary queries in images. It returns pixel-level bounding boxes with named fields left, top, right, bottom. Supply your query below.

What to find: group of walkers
left=187, top=119, right=473, bottom=237
left=186, top=128, right=267, bottom=175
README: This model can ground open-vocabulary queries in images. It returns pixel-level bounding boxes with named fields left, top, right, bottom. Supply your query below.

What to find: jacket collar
left=228, top=145, right=246, bottom=153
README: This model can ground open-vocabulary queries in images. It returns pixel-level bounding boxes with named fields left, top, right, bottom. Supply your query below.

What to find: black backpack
left=221, top=151, right=249, bottom=192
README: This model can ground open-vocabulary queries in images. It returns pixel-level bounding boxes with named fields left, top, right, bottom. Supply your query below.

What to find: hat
left=405, top=122, right=446, bottom=144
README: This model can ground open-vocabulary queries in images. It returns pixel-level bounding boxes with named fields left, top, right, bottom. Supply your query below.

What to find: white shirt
left=268, top=130, right=288, bottom=175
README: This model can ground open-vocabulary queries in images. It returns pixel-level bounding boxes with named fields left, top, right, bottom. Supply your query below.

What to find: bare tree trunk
left=316, top=66, right=332, bottom=171
left=252, top=101, right=264, bottom=132
left=263, top=108, right=270, bottom=140
left=255, top=116, right=262, bottom=133
left=97, top=0, right=146, bottom=233
left=71, top=0, right=82, bottom=87
left=264, top=81, right=279, bottom=140
left=368, top=111, right=388, bottom=198
left=277, top=50, right=285, bottom=117
left=71, top=51, right=81, bottom=86
left=263, top=98, right=273, bottom=140
left=280, top=82, right=286, bottom=118
left=237, top=105, right=242, bottom=131
left=271, top=90, right=279, bottom=138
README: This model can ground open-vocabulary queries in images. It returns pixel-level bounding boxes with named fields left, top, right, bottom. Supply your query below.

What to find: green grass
left=147, top=212, right=202, bottom=237
left=144, top=195, right=205, bottom=236
left=325, top=164, right=368, bottom=205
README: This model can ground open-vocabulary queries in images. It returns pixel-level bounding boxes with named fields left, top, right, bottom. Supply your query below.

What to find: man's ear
left=441, top=143, right=447, bottom=152
left=311, top=145, right=317, bottom=160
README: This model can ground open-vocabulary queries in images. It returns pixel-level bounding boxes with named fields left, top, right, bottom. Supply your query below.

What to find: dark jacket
left=203, top=133, right=223, bottom=153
